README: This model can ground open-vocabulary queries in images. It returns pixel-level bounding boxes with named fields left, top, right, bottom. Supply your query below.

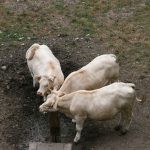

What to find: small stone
left=74, top=37, right=79, bottom=41
left=27, top=37, right=31, bottom=40
left=5, top=82, right=9, bottom=85
left=88, top=46, right=92, bottom=48
left=18, top=37, right=24, bottom=40
left=6, top=85, right=10, bottom=89
left=1, top=66, right=7, bottom=70
left=19, top=77, right=23, bottom=80
left=8, top=77, right=12, bottom=80
left=21, top=43, right=25, bottom=46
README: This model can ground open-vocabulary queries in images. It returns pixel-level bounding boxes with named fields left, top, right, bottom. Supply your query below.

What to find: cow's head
left=36, top=75, right=55, bottom=96
left=39, top=93, right=58, bottom=113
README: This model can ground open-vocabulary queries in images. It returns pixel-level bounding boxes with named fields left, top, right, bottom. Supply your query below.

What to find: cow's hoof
left=114, top=125, right=122, bottom=131
left=74, top=137, right=80, bottom=144
left=74, top=139, right=80, bottom=144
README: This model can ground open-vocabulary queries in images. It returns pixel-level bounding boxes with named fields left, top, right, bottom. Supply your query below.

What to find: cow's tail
left=26, top=43, right=40, bottom=60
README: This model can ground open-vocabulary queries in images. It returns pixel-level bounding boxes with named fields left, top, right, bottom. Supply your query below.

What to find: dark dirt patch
left=0, top=0, right=150, bottom=150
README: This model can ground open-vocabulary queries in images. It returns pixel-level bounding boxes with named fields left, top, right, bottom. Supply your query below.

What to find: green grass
left=0, top=0, right=149, bottom=73
left=0, top=29, right=31, bottom=42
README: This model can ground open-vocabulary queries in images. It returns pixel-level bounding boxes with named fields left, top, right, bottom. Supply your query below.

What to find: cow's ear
left=35, top=75, right=41, bottom=81
left=59, top=92, right=65, bottom=97
left=48, top=76, right=55, bottom=82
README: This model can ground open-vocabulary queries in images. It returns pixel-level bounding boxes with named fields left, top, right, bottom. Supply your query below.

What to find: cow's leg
left=53, top=85, right=59, bottom=92
left=74, top=116, right=85, bottom=143
left=114, top=113, right=124, bottom=131
left=119, top=107, right=133, bottom=135
left=33, top=79, right=36, bottom=87
left=33, top=76, right=38, bottom=88
left=30, top=71, right=36, bottom=88
left=43, top=94, right=47, bottom=101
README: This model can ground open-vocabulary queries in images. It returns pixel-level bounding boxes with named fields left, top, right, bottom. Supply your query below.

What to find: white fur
left=40, top=82, right=139, bottom=142
left=51, top=54, right=119, bottom=97
left=26, top=43, right=64, bottom=99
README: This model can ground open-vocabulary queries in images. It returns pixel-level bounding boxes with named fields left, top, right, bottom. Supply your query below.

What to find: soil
left=0, top=0, right=150, bottom=150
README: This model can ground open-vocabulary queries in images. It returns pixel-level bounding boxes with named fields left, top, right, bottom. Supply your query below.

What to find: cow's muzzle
left=37, top=91, right=43, bottom=96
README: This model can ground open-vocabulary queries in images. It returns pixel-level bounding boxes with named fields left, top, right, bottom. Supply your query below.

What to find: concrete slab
left=29, top=142, right=72, bottom=150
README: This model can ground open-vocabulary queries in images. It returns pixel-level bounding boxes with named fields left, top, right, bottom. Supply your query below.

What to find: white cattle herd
left=26, top=43, right=143, bottom=143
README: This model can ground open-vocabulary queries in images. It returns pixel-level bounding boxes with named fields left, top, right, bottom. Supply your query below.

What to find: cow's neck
left=56, top=97, right=72, bottom=118
left=58, top=78, right=72, bottom=95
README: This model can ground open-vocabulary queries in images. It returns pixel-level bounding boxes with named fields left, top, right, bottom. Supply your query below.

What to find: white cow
left=47, top=54, right=119, bottom=101
left=26, top=43, right=64, bottom=101
left=39, top=82, right=143, bottom=143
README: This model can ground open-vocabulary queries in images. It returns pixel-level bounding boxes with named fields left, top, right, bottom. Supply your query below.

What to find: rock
left=10, top=54, right=13, bottom=58
left=1, top=66, right=7, bottom=70
left=74, top=37, right=79, bottom=41
left=8, top=77, right=12, bottom=80
left=58, top=33, right=68, bottom=37
left=6, top=85, right=10, bottom=90
left=18, top=37, right=24, bottom=40
left=21, top=43, right=25, bottom=46
left=88, top=45, right=92, bottom=48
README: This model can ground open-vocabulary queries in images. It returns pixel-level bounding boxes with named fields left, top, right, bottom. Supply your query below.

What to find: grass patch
left=0, top=29, right=36, bottom=42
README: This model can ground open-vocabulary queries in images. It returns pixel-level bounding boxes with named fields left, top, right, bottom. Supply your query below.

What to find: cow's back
left=59, top=54, right=119, bottom=94
left=70, top=82, right=135, bottom=120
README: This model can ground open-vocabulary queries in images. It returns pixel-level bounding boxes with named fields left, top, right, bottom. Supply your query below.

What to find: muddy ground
left=0, top=0, right=150, bottom=150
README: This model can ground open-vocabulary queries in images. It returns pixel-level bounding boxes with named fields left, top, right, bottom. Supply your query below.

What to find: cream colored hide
left=48, top=54, right=119, bottom=98
left=40, top=82, right=142, bottom=143
left=26, top=43, right=64, bottom=101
